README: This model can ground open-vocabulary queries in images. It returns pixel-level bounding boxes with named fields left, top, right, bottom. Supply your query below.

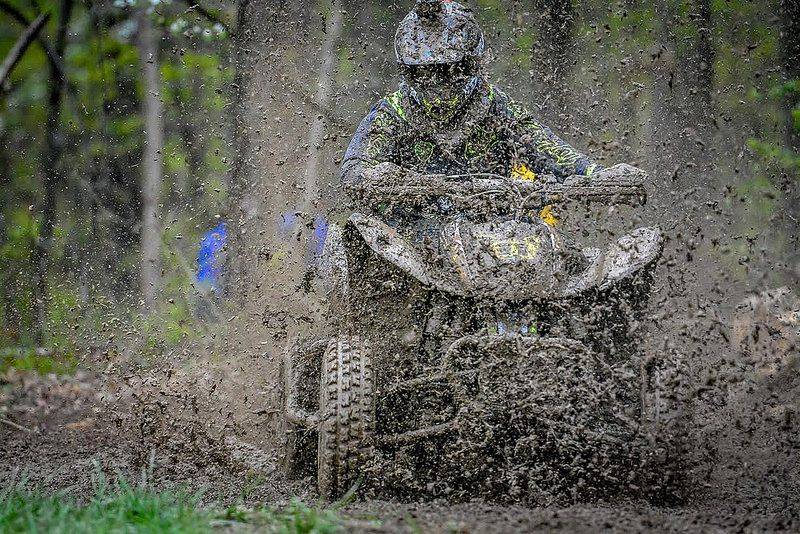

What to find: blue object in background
left=278, top=211, right=299, bottom=237
left=277, top=211, right=329, bottom=266
left=310, top=214, right=329, bottom=259
left=197, top=221, right=227, bottom=291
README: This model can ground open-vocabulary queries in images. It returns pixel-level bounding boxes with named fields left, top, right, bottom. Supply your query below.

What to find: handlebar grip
left=539, top=183, right=647, bottom=205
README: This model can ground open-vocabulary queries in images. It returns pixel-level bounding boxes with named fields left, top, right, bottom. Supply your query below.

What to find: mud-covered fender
left=598, top=227, right=664, bottom=289
left=564, top=226, right=664, bottom=296
left=342, top=212, right=466, bottom=295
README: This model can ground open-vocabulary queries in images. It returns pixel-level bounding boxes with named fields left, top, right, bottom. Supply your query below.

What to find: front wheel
left=317, top=335, right=376, bottom=500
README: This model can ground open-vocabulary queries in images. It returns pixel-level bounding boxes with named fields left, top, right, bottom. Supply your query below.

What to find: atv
left=283, top=163, right=690, bottom=502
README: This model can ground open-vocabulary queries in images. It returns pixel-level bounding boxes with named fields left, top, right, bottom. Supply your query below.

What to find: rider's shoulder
left=376, top=90, right=407, bottom=121
left=487, top=85, right=531, bottom=119
left=356, top=92, right=405, bottom=131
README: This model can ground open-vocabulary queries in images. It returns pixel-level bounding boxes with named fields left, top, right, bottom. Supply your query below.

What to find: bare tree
left=137, top=6, right=165, bottom=309
left=692, top=0, right=715, bottom=116
left=0, top=0, right=66, bottom=83
left=779, top=0, right=800, bottom=278
left=300, top=0, right=343, bottom=215
left=0, top=13, right=50, bottom=89
left=31, top=0, right=74, bottom=345
left=530, top=0, right=575, bottom=119
left=780, top=0, right=799, bottom=151
left=225, top=0, right=253, bottom=306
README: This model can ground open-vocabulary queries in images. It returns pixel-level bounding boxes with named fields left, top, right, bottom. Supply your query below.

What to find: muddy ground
left=2, top=324, right=798, bottom=534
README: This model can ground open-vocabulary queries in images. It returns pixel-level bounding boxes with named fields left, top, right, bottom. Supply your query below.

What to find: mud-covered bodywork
left=285, top=166, right=689, bottom=503
left=341, top=212, right=663, bottom=300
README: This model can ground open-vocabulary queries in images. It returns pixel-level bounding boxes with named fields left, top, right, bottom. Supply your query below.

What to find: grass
left=0, top=478, right=341, bottom=534
left=0, top=347, right=77, bottom=375
left=247, top=501, right=342, bottom=533
left=0, top=480, right=211, bottom=534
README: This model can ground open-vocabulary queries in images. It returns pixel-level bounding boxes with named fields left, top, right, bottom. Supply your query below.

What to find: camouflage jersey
left=341, top=80, right=600, bottom=191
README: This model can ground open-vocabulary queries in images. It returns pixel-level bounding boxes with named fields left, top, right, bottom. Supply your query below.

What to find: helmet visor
left=401, top=59, right=478, bottom=92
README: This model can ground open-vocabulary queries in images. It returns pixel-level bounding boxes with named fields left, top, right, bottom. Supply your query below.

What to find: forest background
left=0, top=0, right=798, bottom=374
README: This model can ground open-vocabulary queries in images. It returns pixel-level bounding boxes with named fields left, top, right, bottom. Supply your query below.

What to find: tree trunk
left=226, top=0, right=255, bottom=305
left=648, top=0, right=679, bottom=178
left=779, top=0, right=800, bottom=280
left=31, top=0, right=74, bottom=345
left=0, top=12, right=50, bottom=88
left=300, top=1, right=343, bottom=215
left=691, top=0, right=715, bottom=116
left=137, top=7, right=165, bottom=310
left=780, top=0, right=800, bottom=150
left=228, top=0, right=251, bottom=196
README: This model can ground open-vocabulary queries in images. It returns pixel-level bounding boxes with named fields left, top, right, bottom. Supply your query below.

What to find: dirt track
left=2, top=362, right=798, bottom=533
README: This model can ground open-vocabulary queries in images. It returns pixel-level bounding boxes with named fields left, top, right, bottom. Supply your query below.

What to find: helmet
left=395, top=1, right=487, bottom=122
left=394, top=0, right=486, bottom=67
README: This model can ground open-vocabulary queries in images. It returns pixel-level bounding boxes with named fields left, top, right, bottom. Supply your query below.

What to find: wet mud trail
left=2, top=332, right=798, bottom=534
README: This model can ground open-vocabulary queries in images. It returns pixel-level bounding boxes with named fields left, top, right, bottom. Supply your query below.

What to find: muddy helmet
left=395, top=0, right=486, bottom=67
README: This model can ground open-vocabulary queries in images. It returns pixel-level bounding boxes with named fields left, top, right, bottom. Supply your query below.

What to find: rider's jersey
left=340, top=80, right=601, bottom=192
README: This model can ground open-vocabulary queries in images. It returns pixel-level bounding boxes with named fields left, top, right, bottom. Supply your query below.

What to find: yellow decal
left=523, top=235, right=542, bottom=258
left=511, top=164, right=559, bottom=226
left=511, top=163, right=537, bottom=181
left=386, top=91, right=406, bottom=119
left=539, top=204, right=559, bottom=227
left=483, top=234, right=542, bottom=262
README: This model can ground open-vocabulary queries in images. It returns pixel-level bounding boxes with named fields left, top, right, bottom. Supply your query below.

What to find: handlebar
left=522, top=173, right=647, bottom=206
left=355, top=164, right=648, bottom=209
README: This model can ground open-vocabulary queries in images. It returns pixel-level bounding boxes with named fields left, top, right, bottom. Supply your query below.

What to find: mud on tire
left=317, top=335, right=376, bottom=500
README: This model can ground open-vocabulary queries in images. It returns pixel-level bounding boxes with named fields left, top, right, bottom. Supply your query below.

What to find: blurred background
left=0, top=0, right=798, bottom=377
left=1, top=0, right=234, bottom=370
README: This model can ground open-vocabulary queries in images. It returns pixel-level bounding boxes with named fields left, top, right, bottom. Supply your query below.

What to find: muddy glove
left=591, top=163, right=647, bottom=183
left=553, top=164, right=647, bottom=205
left=353, top=162, right=433, bottom=208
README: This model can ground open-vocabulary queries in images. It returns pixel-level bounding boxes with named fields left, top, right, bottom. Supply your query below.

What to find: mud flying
left=283, top=162, right=693, bottom=504
left=278, top=0, right=697, bottom=504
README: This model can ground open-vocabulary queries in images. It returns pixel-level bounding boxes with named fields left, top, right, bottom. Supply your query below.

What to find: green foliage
left=0, top=347, right=77, bottom=375
left=0, top=482, right=342, bottom=534
left=0, top=209, right=37, bottom=263
left=336, top=47, right=355, bottom=83
left=0, top=0, right=234, bottom=355
left=229, top=500, right=342, bottom=534
left=747, top=138, right=800, bottom=174
left=601, top=6, right=656, bottom=49
left=261, top=500, right=341, bottom=534
left=0, top=481, right=212, bottom=534
left=747, top=77, right=800, bottom=176
left=512, top=30, right=535, bottom=67
left=0, top=210, right=38, bottom=347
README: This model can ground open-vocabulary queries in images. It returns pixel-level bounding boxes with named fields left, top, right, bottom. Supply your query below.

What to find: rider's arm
left=341, top=100, right=443, bottom=208
left=340, top=100, right=399, bottom=191
left=505, top=98, right=602, bottom=180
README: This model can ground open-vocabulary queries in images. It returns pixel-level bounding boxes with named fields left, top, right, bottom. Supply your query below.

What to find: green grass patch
left=0, top=348, right=77, bottom=375
left=226, top=500, right=342, bottom=533
left=0, top=481, right=212, bottom=534
left=0, top=479, right=342, bottom=533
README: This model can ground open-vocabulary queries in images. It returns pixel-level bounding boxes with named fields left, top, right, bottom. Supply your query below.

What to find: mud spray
left=3, top=2, right=800, bottom=532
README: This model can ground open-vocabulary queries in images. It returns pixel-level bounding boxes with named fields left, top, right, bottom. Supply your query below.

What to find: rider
left=340, top=0, right=602, bottom=226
